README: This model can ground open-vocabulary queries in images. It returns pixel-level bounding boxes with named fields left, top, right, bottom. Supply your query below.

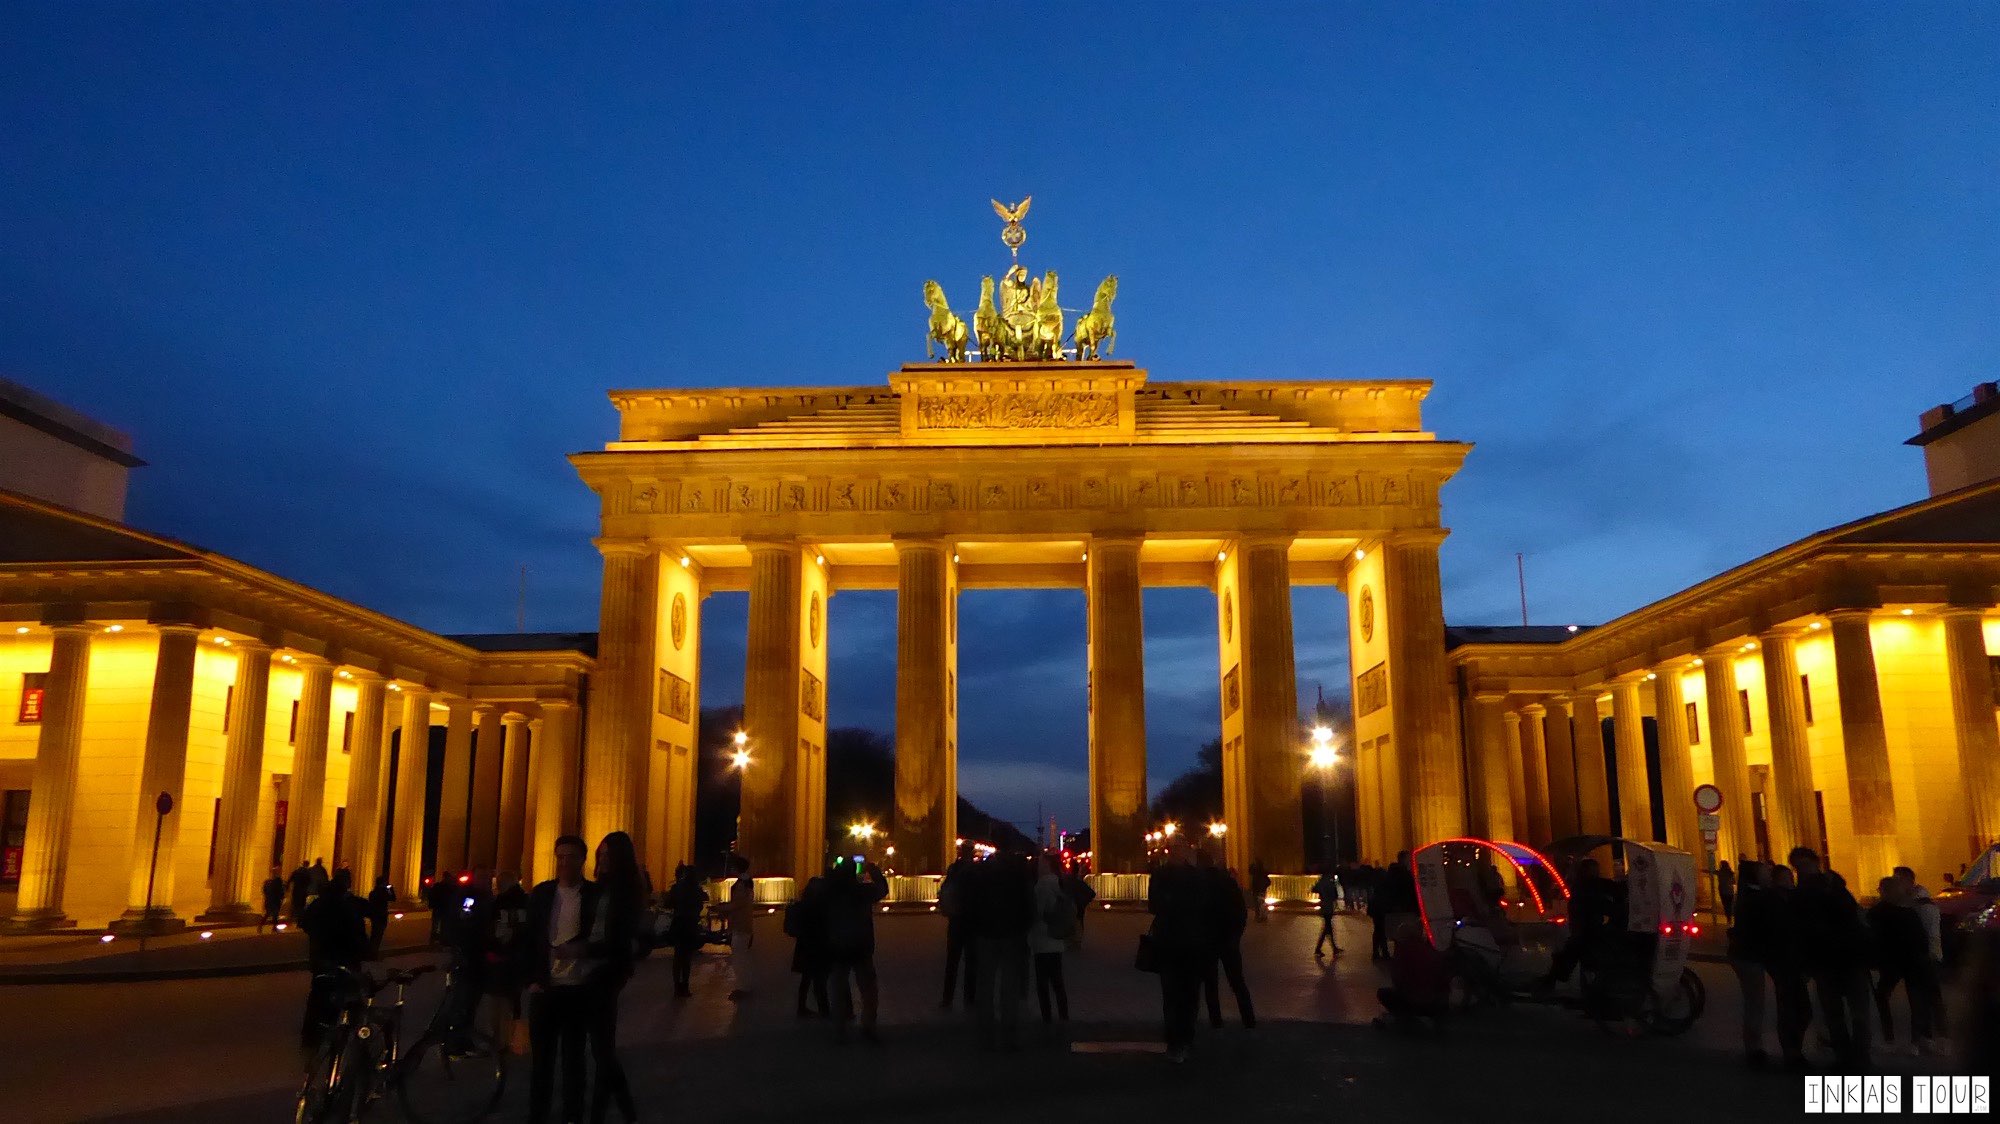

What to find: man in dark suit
left=523, top=835, right=598, bottom=1124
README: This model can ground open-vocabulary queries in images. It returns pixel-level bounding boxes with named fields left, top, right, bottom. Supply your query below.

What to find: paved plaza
left=0, top=910, right=1957, bottom=1123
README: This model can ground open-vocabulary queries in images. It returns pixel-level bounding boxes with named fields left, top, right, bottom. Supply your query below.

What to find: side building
left=0, top=486, right=593, bottom=931
left=1450, top=388, right=2000, bottom=893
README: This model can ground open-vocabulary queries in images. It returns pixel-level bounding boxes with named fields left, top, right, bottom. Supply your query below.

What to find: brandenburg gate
left=570, top=205, right=1473, bottom=884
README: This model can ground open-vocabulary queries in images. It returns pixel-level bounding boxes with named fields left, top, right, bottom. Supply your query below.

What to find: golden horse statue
left=1030, top=270, right=1063, bottom=360
left=975, top=276, right=1011, bottom=362
left=923, top=279, right=969, bottom=363
left=1074, top=275, right=1117, bottom=360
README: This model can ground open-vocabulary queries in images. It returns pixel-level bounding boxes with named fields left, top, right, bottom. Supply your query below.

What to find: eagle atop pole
left=992, top=196, right=1030, bottom=259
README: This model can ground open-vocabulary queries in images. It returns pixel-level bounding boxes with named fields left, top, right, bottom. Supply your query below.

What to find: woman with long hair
left=586, top=831, right=644, bottom=1124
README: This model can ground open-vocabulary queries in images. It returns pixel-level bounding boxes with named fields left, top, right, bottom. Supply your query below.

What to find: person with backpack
left=786, top=871, right=832, bottom=1018
left=938, top=841, right=978, bottom=1009
left=1028, top=852, right=1074, bottom=1025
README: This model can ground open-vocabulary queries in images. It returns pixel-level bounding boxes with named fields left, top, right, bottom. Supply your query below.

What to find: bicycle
left=295, top=955, right=508, bottom=1124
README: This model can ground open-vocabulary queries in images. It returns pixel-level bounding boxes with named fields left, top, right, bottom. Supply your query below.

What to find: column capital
left=289, top=652, right=333, bottom=669
left=1499, top=709, right=1522, bottom=726
left=743, top=535, right=805, bottom=553
left=888, top=534, right=950, bottom=552
left=442, top=696, right=475, bottom=714
left=528, top=717, right=546, bottom=732
left=47, top=621, right=96, bottom=638
left=501, top=710, right=530, bottom=726
left=1699, top=641, right=1745, bottom=661
left=1383, top=528, right=1451, bottom=550
left=1087, top=532, right=1146, bottom=551
left=594, top=537, right=653, bottom=559
left=154, top=622, right=202, bottom=638
left=1757, top=623, right=1807, bottom=643
left=342, top=667, right=384, bottom=683
left=1471, top=691, right=1510, bottom=705
left=540, top=698, right=576, bottom=713
left=1232, top=532, right=1296, bottom=551
left=228, top=636, right=273, bottom=655
left=1825, top=607, right=1878, bottom=624
left=1939, top=605, right=1989, bottom=623
left=472, top=701, right=497, bottom=717
left=1520, top=701, right=1548, bottom=718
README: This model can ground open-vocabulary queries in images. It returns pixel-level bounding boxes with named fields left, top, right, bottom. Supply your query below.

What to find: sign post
left=1692, top=784, right=1725, bottom=916
left=139, top=791, right=172, bottom=953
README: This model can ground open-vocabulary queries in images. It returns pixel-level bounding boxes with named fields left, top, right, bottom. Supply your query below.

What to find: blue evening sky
left=3, top=4, right=1994, bottom=830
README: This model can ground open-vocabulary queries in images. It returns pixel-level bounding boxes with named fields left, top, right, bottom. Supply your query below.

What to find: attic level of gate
left=604, top=361, right=1439, bottom=449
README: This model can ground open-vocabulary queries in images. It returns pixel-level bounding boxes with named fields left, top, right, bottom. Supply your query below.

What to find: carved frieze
left=915, top=392, right=1118, bottom=430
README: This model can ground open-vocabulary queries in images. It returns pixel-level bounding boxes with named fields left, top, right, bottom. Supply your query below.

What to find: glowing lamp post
left=729, top=732, right=751, bottom=857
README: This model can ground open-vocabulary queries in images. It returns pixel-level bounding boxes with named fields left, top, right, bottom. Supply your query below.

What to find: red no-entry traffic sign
left=1692, top=783, right=1724, bottom=815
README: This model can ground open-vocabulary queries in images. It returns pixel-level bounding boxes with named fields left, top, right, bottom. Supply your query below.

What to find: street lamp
left=1207, top=822, right=1227, bottom=838
left=1161, top=821, right=1178, bottom=838
left=1308, top=725, right=1342, bottom=868
left=729, top=732, right=751, bottom=857
left=849, top=822, right=876, bottom=842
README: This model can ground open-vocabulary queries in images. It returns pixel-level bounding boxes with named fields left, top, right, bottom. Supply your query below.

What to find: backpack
left=782, top=899, right=805, bottom=939
left=1042, top=892, right=1076, bottom=941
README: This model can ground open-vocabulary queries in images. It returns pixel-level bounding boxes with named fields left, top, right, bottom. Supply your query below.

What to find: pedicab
left=1537, top=835, right=1707, bottom=1036
left=1409, top=837, right=1571, bottom=1000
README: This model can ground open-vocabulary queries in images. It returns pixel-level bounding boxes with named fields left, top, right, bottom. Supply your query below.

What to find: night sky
left=3, top=4, right=1994, bottom=831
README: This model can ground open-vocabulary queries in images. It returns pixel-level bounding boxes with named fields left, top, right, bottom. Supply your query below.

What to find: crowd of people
left=1727, top=847, right=1946, bottom=1069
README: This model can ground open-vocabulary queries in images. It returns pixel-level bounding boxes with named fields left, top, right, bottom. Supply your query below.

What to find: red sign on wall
left=1, top=845, right=21, bottom=882
left=18, top=687, right=43, bottom=724
left=274, top=799, right=288, bottom=829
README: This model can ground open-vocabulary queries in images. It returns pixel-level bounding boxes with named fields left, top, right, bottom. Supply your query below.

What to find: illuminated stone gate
left=570, top=360, right=1473, bottom=880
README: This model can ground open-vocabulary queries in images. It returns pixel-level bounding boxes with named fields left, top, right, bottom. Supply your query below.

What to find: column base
left=1, top=910, right=76, bottom=934
left=195, top=906, right=262, bottom=925
left=108, top=909, right=187, bottom=936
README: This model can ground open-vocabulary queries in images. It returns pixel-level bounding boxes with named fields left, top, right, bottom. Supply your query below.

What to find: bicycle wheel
left=294, top=1026, right=353, bottom=1124
left=395, top=1026, right=507, bottom=1124
left=1643, top=968, right=1706, bottom=1036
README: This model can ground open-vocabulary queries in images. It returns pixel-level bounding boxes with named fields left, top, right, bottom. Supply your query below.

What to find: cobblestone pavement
left=0, top=911, right=1957, bottom=1123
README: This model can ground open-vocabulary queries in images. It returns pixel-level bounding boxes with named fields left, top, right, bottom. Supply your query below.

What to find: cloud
left=956, top=759, right=1091, bottom=831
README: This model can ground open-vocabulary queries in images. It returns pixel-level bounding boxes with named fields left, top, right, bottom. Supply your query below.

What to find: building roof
left=1445, top=624, right=1590, bottom=650
left=0, top=376, right=145, bottom=468
left=448, top=632, right=599, bottom=657
left=0, top=488, right=194, bottom=563
left=1818, top=477, right=2000, bottom=545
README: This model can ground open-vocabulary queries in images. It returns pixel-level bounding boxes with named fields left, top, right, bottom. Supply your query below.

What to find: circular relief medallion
left=809, top=592, right=823, bottom=649
left=1223, top=590, right=1235, bottom=642
left=670, top=593, right=688, bottom=651
left=1359, top=586, right=1376, bottom=643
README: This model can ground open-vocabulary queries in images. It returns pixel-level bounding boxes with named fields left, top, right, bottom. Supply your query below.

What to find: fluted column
left=339, top=672, right=388, bottom=881
left=433, top=699, right=475, bottom=872
left=1543, top=697, right=1580, bottom=840
left=893, top=538, right=952, bottom=873
left=204, top=639, right=272, bottom=919
left=280, top=654, right=336, bottom=872
left=1385, top=533, right=1464, bottom=844
left=1700, top=651, right=1757, bottom=864
left=1235, top=536, right=1303, bottom=872
left=1501, top=709, right=1527, bottom=840
left=1829, top=611, right=1898, bottom=886
left=1519, top=702, right=1552, bottom=845
left=740, top=541, right=805, bottom=875
left=495, top=712, right=531, bottom=878
left=5, top=624, right=93, bottom=930
left=530, top=706, right=587, bottom=886
left=584, top=540, right=657, bottom=846
left=1943, top=608, right=2000, bottom=852
left=1759, top=628, right=1817, bottom=861
left=1088, top=535, right=1147, bottom=873
left=389, top=688, right=433, bottom=901
left=1468, top=693, right=1514, bottom=841
left=1569, top=689, right=1612, bottom=835
left=467, top=704, right=503, bottom=871
left=1609, top=677, right=1651, bottom=841
left=113, top=624, right=199, bottom=930
left=1650, top=665, right=1699, bottom=852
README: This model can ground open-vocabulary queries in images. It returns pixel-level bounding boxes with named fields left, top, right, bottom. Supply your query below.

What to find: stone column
left=1759, top=628, right=1818, bottom=861
left=1236, top=536, right=1303, bottom=873
left=204, top=640, right=272, bottom=920
left=115, top=624, right=200, bottom=931
left=280, top=654, right=336, bottom=872
left=893, top=538, right=952, bottom=874
left=433, top=699, right=475, bottom=873
left=1700, top=651, right=1757, bottom=865
left=524, top=715, right=549, bottom=882
left=741, top=541, right=805, bottom=876
left=389, top=688, right=433, bottom=901
left=531, top=701, right=580, bottom=878
left=5, top=624, right=93, bottom=930
left=469, top=704, right=504, bottom=871
left=1468, top=693, right=1514, bottom=841
left=1501, top=709, right=1527, bottom=840
left=1543, top=697, right=1581, bottom=841
left=1829, top=611, right=1898, bottom=887
left=1942, top=609, right=2000, bottom=852
left=1609, top=677, right=1652, bottom=841
left=1088, top=535, right=1147, bottom=873
left=1569, top=689, right=1613, bottom=836
left=1519, top=702, right=1552, bottom=845
left=338, top=672, right=387, bottom=881
left=495, top=712, right=531, bottom=878
left=1385, top=533, right=1464, bottom=842
left=583, top=541, right=657, bottom=846
left=1651, top=665, right=1700, bottom=852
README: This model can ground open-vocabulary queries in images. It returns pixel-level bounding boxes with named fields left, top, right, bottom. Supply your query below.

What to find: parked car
left=1935, top=843, right=2000, bottom=963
